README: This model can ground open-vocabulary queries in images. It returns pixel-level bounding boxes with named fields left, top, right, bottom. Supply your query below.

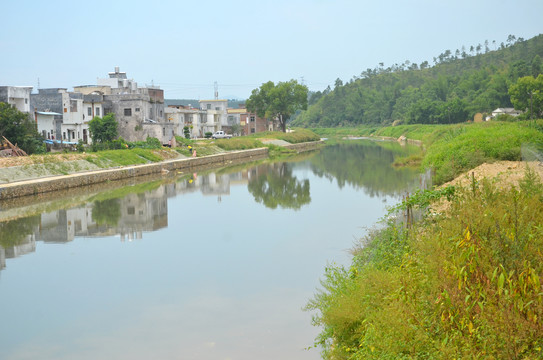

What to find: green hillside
left=293, top=34, right=543, bottom=127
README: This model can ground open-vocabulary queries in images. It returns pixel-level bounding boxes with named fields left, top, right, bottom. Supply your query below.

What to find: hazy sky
left=1, top=0, right=542, bottom=100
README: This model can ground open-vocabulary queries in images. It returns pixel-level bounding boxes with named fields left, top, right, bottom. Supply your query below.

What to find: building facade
left=30, top=88, right=91, bottom=144
left=0, top=86, right=33, bottom=113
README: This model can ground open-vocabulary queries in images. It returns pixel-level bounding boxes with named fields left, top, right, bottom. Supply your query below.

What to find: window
left=87, top=107, right=92, bottom=116
left=96, top=107, right=100, bottom=116
left=127, top=207, right=135, bottom=215
left=215, top=107, right=220, bottom=111
left=206, top=104, right=211, bottom=110
left=251, top=128, right=256, bottom=133
left=250, top=116, right=255, bottom=122
left=63, top=132, right=66, bottom=140
left=135, top=107, right=140, bottom=112
left=160, top=110, right=162, bottom=117
left=72, top=132, right=75, bottom=140
left=124, top=108, right=132, bottom=116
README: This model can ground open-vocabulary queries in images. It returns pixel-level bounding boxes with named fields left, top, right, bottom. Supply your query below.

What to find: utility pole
left=214, top=81, right=218, bottom=100
left=530, top=91, right=533, bottom=122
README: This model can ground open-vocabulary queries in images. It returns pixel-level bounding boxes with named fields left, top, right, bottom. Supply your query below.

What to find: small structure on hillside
left=491, top=108, right=522, bottom=118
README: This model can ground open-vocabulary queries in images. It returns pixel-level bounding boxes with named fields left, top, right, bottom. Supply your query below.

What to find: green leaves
left=246, top=80, right=308, bottom=132
left=89, top=113, right=118, bottom=143
left=508, top=74, right=543, bottom=118
left=0, top=102, right=44, bottom=154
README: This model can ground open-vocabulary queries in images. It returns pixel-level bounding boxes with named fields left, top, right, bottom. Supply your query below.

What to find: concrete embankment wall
left=0, top=140, right=325, bottom=200
left=375, top=136, right=424, bottom=147
left=0, top=148, right=269, bottom=200
left=283, top=140, right=325, bottom=152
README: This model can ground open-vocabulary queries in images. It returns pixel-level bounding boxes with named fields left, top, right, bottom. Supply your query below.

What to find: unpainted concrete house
left=94, top=67, right=170, bottom=143
left=165, top=104, right=207, bottom=139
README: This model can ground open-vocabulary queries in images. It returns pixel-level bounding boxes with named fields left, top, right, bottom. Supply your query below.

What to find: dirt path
left=441, top=161, right=543, bottom=189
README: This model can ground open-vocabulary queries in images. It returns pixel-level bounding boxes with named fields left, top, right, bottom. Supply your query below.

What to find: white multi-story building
left=0, top=86, right=33, bottom=113
left=199, top=99, right=228, bottom=134
left=31, top=88, right=91, bottom=144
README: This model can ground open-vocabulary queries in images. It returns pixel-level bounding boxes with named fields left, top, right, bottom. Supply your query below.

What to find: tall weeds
left=307, top=167, right=543, bottom=359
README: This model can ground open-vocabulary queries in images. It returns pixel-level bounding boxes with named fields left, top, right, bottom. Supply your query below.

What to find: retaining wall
left=283, top=140, right=325, bottom=152
left=0, top=148, right=268, bottom=200
left=0, top=140, right=325, bottom=200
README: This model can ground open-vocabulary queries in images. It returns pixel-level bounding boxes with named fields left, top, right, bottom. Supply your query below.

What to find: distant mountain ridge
left=292, top=34, right=543, bottom=127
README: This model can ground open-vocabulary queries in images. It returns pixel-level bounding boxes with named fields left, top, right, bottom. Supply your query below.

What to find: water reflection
left=248, top=162, right=311, bottom=210
left=0, top=140, right=425, bottom=359
left=309, top=141, right=422, bottom=197
left=0, top=141, right=424, bottom=272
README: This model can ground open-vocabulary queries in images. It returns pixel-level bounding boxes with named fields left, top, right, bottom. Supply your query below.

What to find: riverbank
left=0, top=140, right=324, bottom=200
left=313, top=121, right=543, bottom=185
left=307, top=159, right=543, bottom=359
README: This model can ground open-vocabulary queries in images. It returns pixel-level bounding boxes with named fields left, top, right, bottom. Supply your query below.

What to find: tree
left=247, top=163, right=310, bottom=210
left=92, top=199, right=121, bottom=226
left=509, top=75, right=543, bottom=119
left=531, top=55, right=543, bottom=78
left=246, top=79, right=308, bottom=132
left=0, top=102, right=44, bottom=154
left=89, top=113, right=118, bottom=143
left=230, top=123, right=242, bottom=136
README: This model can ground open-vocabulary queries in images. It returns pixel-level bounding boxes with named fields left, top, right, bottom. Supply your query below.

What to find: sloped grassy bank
left=307, top=124, right=543, bottom=358
left=307, top=169, right=543, bottom=359
left=313, top=121, right=543, bottom=185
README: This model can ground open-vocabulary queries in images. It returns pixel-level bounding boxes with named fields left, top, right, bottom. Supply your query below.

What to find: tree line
left=293, top=34, right=543, bottom=127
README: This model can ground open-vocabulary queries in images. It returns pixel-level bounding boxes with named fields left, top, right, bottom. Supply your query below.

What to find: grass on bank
left=307, top=167, right=543, bottom=359
left=313, top=121, right=543, bottom=185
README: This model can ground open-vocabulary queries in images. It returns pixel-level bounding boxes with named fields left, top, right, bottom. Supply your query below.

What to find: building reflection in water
left=0, top=170, right=249, bottom=271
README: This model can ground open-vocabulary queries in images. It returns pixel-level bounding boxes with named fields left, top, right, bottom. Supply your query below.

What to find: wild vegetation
left=293, top=35, right=543, bottom=127
left=0, top=102, right=44, bottom=154
left=312, top=121, right=543, bottom=185
left=307, top=167, right=543, bottom=359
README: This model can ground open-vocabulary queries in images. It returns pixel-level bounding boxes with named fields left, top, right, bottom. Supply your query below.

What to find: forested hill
left=292, top=34, right=543, bottom=127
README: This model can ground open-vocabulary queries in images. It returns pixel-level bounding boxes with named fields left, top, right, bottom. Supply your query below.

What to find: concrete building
left=0, top=86, right=33, bottom=113
left=30, top=88, right=93, bottom=144
left=239, top=109, right=277, bottom=134
left=226, top=108, right=244, bottom=135
left=36, top=111, right=62, bottom=140
left=199, top=99, right=228, bottom=134
left=93, top=67, right=168, bottom=143
left=165, top=105, right=207, bottom=138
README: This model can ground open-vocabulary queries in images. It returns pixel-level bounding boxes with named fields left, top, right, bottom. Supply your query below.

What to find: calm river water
left=0, top=141, right=423, bottom=360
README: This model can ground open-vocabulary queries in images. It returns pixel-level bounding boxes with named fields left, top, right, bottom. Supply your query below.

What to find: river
left=0, top=140, right=423, bottom=360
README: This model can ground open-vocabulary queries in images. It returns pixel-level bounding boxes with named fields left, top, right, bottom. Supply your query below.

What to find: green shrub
left=307, top=169, right=543, bottom=359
